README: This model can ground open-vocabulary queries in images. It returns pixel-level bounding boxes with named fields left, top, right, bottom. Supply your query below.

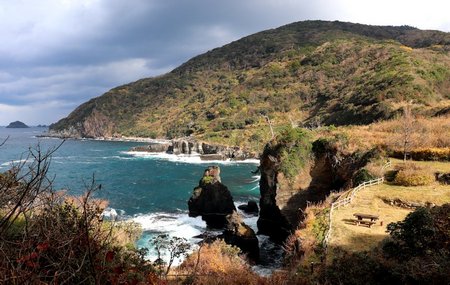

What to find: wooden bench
left=351, top=213, right=379, bottom=228
left=353, top=213, right=379, bottom=221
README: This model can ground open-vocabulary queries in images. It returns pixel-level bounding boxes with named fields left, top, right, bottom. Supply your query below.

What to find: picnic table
left=352, top=213, right=379, bottom=228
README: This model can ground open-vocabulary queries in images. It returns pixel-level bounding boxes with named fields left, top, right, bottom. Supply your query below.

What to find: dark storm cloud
left=0, top=0, right=448, bottom=125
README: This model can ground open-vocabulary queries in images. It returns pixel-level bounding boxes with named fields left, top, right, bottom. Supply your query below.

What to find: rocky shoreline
left=39, top=131, right=258, bottom=161
left=130, top=138, right=258, bottom=161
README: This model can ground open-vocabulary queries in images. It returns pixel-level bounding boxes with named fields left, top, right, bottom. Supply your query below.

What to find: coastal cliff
left=257, top=129, right=379, bottom=241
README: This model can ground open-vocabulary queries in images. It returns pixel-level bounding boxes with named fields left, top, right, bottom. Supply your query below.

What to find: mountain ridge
left=49, top=20, right=450, bottom=147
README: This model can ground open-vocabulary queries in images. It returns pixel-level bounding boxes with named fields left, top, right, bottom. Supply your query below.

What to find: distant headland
left=6, top=121, right=29, bottom=128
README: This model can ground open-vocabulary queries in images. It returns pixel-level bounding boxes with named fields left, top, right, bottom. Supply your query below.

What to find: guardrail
left=323, top=160, right=391, bottom=248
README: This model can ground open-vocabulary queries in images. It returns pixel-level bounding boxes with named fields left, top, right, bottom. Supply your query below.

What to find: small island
left=6, top=121, right=29, bottom=128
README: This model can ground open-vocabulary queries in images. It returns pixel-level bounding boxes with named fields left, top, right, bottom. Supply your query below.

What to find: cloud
left=0, top=0, right=449, bottom=125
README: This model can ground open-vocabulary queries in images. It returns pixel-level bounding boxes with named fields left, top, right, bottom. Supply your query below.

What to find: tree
left=401, top=103, right=414, bottom=162
left=0, top=142, right=156, bottom=284
left=151, top=234, right=191, bottom=277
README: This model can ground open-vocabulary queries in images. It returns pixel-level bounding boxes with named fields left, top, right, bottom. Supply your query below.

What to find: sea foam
left=121, top=151, right=259, bottom=165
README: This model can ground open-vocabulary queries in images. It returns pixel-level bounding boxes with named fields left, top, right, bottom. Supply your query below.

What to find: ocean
left=0, top=127, right=281, bottom=273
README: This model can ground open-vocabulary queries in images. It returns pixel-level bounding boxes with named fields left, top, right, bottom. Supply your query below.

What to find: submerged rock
left=188, top=166, right=235, bottom=228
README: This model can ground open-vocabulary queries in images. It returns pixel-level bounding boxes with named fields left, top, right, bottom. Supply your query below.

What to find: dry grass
left=329, top=160, right=450, bottom=254
left=391, top=158, right=450, bottom=173
left=319, top=115, right=450, bottom=153
left=177, top=240, right=260, bottom=285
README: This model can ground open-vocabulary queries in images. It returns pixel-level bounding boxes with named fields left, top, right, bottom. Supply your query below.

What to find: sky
left=0, top=0, right=449, bottom=125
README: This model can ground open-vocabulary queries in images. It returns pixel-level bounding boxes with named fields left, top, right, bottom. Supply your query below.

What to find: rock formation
left=258, top=137, right=380, bottom=242
left=131, top=138, right=257, bottom=160
left=238, top=200, right=259, bottom=214
left=188, top=166, right=260, bottom=261
left=188, top=166, right=236, bottom=228
left=131, top=143, right=171, bottom=153
left=223, top=211, right=259, bottom=261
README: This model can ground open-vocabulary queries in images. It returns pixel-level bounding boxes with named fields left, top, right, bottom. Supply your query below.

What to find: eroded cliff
left=257, top=130, right=379, bottom=242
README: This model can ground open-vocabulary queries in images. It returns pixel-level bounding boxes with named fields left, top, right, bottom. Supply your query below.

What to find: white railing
left=322, top=160, right=391, bottom=248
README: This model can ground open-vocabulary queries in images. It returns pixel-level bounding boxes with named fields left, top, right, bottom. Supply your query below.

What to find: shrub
left=353, top=168, right=376, bottom=185
left=0, top=144, right=157, bottom=284
left=179, top=240, right=260, bottom=285
left=390, top=147, right=450, bottom=161
left=393, top=168, right=434, bottom=186
left=276, top=127, right=312, bottom=181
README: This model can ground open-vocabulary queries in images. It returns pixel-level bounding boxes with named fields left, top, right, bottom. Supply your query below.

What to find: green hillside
left=50, top=20, right=450, bottom=146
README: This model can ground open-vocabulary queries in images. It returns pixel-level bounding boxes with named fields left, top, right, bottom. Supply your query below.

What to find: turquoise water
left=0, top=127, right=262, bottom=259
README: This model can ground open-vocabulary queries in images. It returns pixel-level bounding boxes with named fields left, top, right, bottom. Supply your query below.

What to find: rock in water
left=238, top=200, right=259, bottom=214
left=188, top=166, right=260, bottom=261
left=223, top=211, right=259, bottom=262
left=188, top=166, right=235, bottom=228
left=6, top=121, right=29, bottom=128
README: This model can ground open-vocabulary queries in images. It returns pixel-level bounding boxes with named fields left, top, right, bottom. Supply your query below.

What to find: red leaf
left=105, top=250, right=115, bottom=262
left=37, top=242, right=49, bottom=252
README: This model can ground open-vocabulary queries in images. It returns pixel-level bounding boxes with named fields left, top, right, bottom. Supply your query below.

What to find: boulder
left=238, top=200, right=259, bottom=214
left=188, top=166, right=235, bottom=228
left=223, top=211, right=259, bottom=262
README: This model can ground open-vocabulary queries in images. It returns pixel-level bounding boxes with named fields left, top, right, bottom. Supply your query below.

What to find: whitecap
left=121, top=151, right=259, bottom=165
left=132, top=212, right=204, bottom=239
left=131, top=212, right=207, bottom=265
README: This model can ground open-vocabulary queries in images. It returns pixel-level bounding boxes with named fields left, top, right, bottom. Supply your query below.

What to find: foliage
left=276, top=127, right=312, bottom=181
left=390, top=147, right=450, bottom=161
left=0, top=144, right=157, bottom=284
left=49, top=21, right=450, bottom=152
left=317, top=204, right=450, bottom=285
left=150, top=234, right=191, bottom=277
left=387, top=205, right=450, bottom=253
left=353, top=168, right=376, bottom=185
left=179, top=239, right=260, bottom=285
left=393, top=164, right=435, bottom=186
left=200, top=175, right=214, bottom=185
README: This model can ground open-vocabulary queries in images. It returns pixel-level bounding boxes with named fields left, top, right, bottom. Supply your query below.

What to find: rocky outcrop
left=131, top=138, right=257, bottom=160
left=188, top=166, right=260, bottom=261
left=382, top=198, right=436, bottom=209
left=223, top=211, right=259, bottom=261
left=188, top=166, right=235, bottom=228
left=238, top=200, right=259, bottom=214
left=258, top=137, right=379, bottom=242
left=131, top=143, right=171, bottom=153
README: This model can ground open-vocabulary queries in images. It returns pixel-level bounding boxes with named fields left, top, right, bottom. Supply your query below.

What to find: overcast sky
left=0, top=0, right=449, bottom=125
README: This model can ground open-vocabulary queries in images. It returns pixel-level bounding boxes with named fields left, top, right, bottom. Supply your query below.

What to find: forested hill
left=50, top=20, right=450, bottom=143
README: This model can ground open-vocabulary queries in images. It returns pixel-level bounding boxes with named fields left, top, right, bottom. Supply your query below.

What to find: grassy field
left=328, top=160, right=450, bottom=253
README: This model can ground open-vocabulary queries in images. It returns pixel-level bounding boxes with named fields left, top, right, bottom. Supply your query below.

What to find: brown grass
left=329, top=178, right=450, bottom=254
left=177, top=240, right=260, bottom=285
left=318, top=115, right=450, bottom=154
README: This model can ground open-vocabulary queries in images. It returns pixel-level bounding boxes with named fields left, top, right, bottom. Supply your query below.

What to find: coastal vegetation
left=3, top=20, right=450, bottom=284
left=50, top=21, right=449, bottom=153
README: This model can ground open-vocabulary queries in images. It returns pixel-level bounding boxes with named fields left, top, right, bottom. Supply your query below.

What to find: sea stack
left=188, top=166, right=235, bottom=228
left=188, top=166, right=260, bottom=261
